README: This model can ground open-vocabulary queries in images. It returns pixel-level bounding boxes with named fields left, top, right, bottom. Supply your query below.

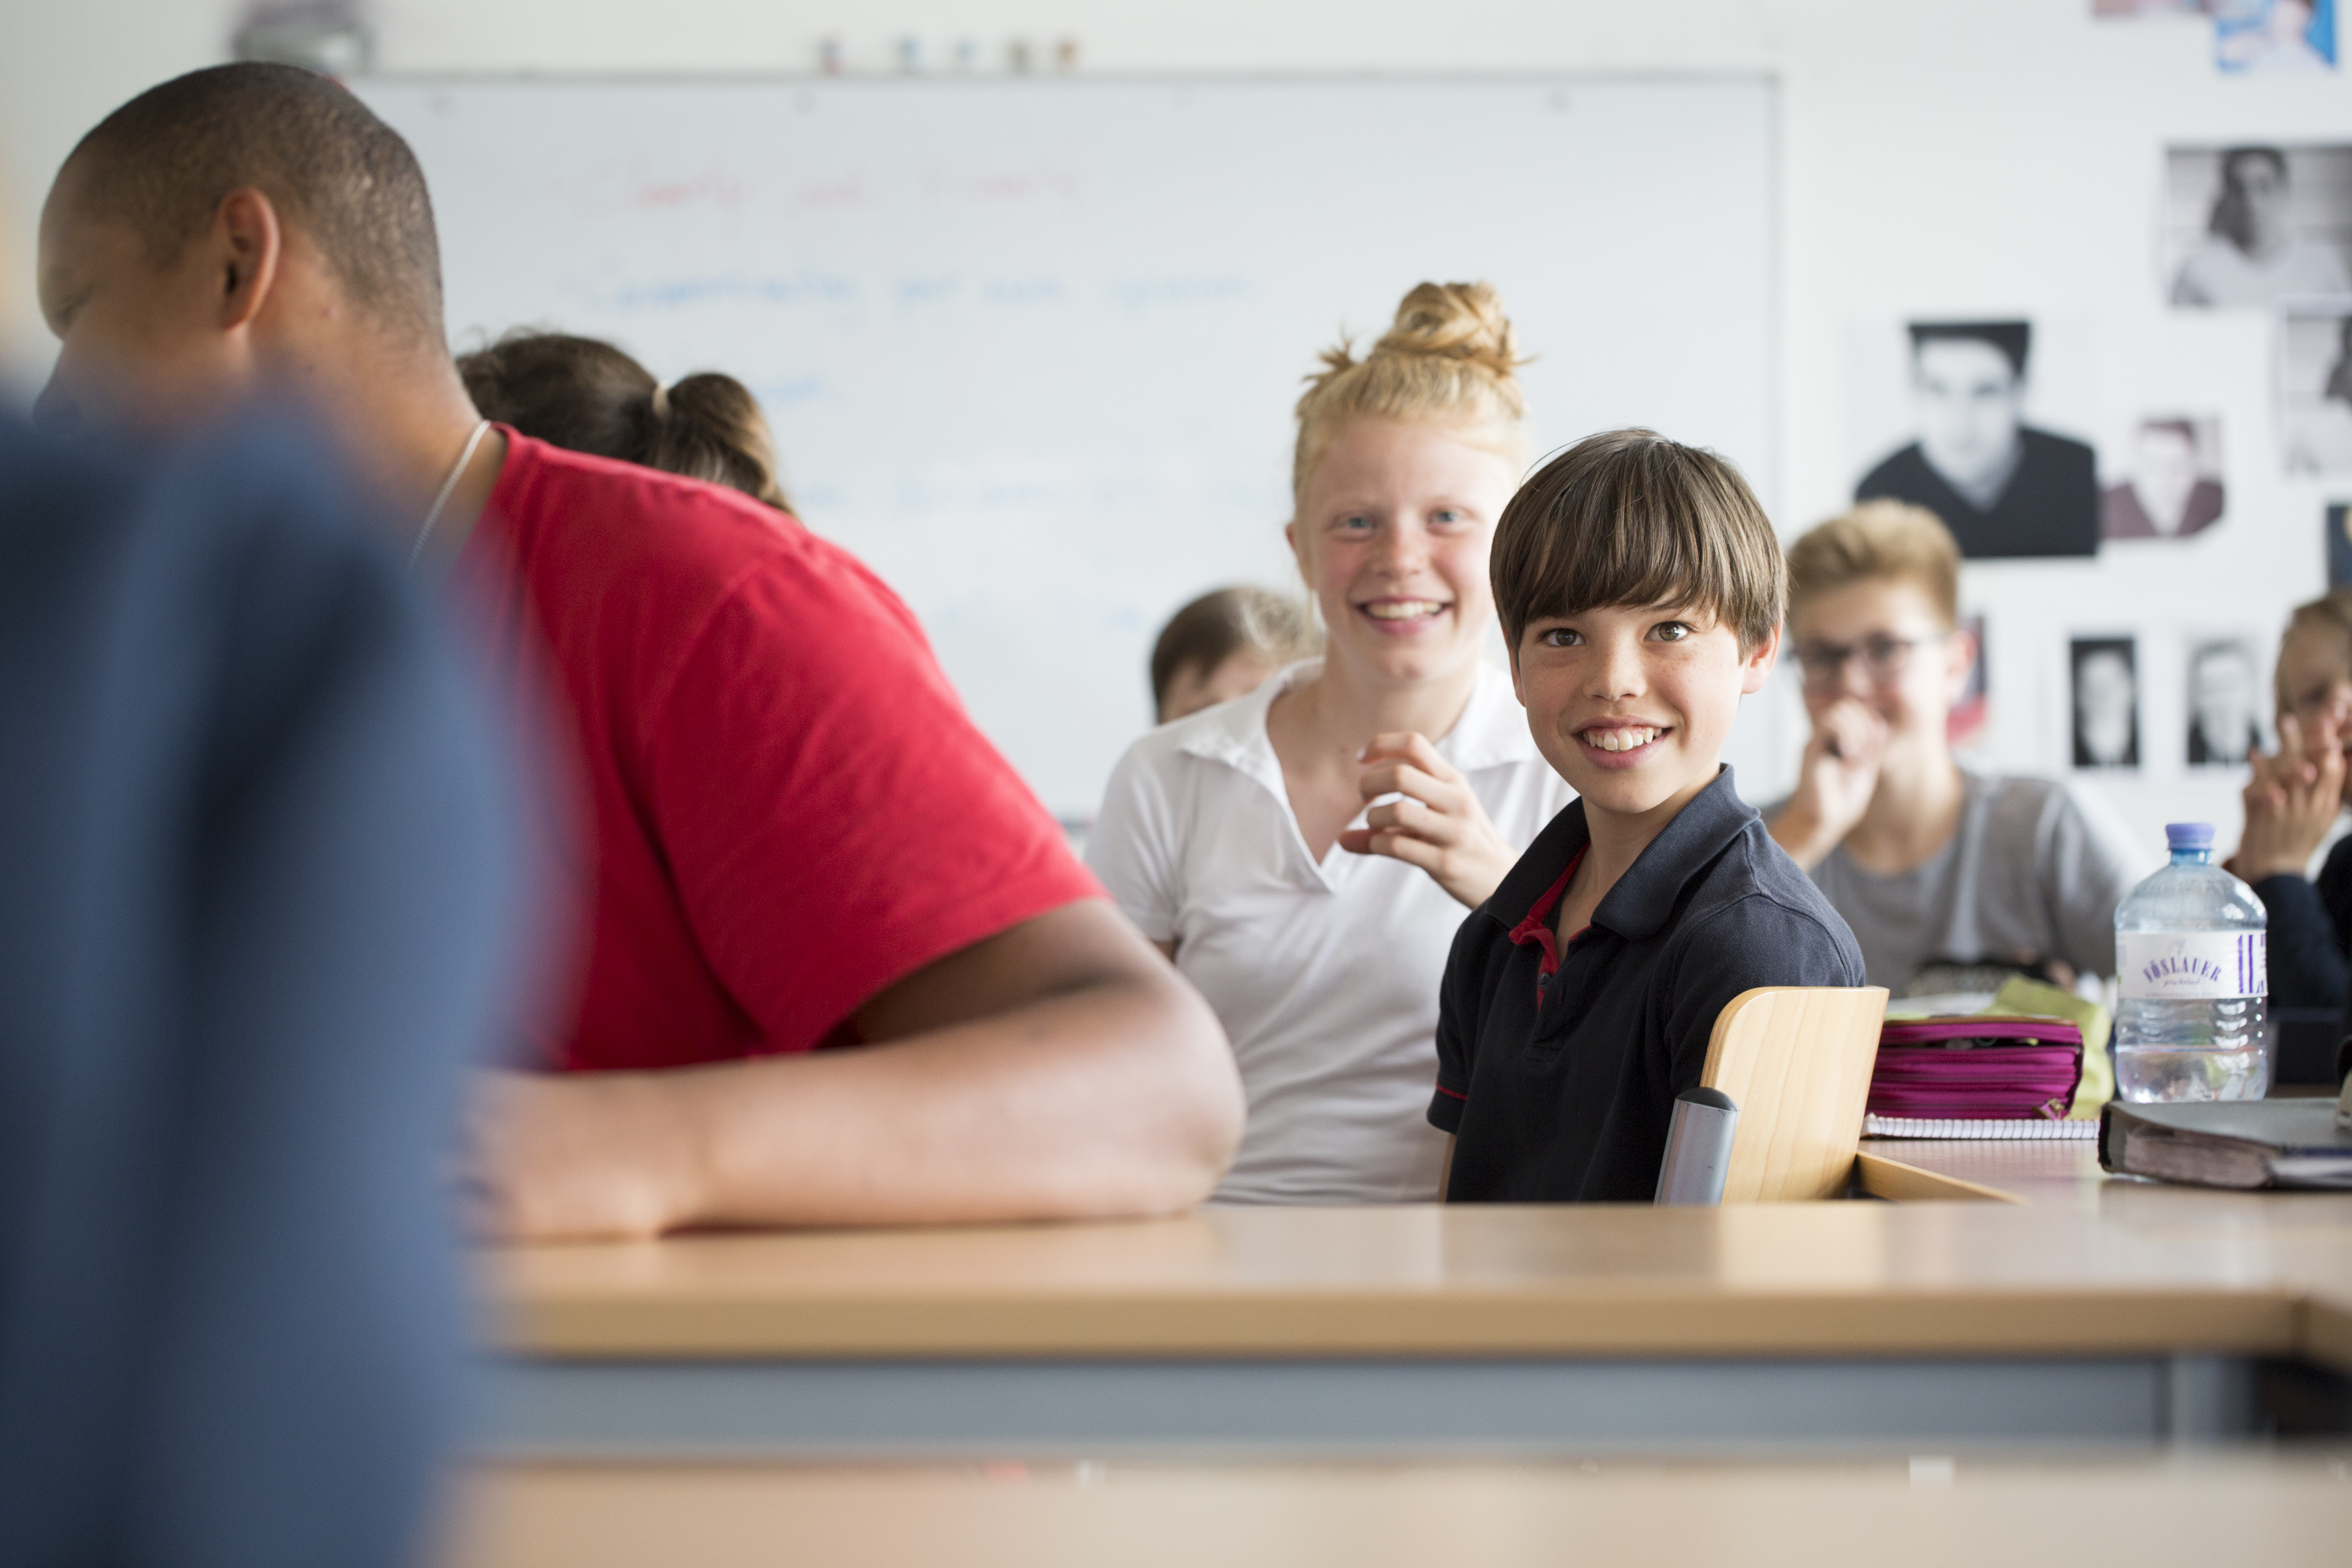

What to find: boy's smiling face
left=1513, top=601, right=1778, bottom=825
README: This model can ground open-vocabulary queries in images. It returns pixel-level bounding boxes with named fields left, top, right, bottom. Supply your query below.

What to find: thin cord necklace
left=408, top=419, right=493, bottom=571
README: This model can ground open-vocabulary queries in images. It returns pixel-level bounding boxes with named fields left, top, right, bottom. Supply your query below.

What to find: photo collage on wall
left=2071, top=637, right=2142, bottom=769
left=1853, top=319, right=2100, bottom=564
left=2169, top=142, right=2352, bottom=618
left=1851, top=119, right=2351, bottom=782
left=2063, top=631, right=2274, bottom=774
left=2096, top=0, right=2340, bottom=75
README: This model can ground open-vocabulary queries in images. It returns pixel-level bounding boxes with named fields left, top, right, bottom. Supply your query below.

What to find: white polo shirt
left=1086, top=659, right=1575, bottom=1204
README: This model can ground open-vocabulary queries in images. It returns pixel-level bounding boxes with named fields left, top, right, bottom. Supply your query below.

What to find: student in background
left=35, top=63, right=1243, bottom=1239
left=1088, top=282, right=1575, bottom=1204
left=1766, top=503, right=2148, bottom=995
left=1150, top=586, right=1320, bottom=724
left=459, top=330, right=794, bottom=511
left=1434, top=430, right=1862, bottom=1202
left=2229, top=589, right=2352, bottom=1011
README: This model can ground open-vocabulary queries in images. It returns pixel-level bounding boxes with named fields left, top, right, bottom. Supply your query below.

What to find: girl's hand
left=1339, top=732, right=1517, bottom=909
left=2231, top=714, right=2345, bottom=884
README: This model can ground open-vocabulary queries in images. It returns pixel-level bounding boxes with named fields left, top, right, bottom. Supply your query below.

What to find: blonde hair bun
left=1293, top=280, right=1528, bottom=504
left=1368, top=281, right=1522, bottom=379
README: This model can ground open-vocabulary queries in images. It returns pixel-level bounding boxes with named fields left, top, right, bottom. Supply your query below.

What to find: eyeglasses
left=1794, top=634, right=1940, bottom=691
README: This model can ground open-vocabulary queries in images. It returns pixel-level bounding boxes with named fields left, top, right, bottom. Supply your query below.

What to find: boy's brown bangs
left=1492, top=431, right=1784, bottom=654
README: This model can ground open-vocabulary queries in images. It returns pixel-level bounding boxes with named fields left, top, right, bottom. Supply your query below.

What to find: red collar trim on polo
left=1508, top=844, right=1589, bottom=979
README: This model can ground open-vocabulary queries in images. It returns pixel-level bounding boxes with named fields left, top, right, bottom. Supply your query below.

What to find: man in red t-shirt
left=35, top=64, right=1243, bottom=1239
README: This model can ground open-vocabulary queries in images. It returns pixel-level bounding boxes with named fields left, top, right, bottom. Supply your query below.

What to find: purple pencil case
left=1868, top=1016, right=2085, bottom=1121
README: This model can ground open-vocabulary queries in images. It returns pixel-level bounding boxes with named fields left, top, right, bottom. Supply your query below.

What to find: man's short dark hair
left=1490, top=428, right=1786, bottom=656
left=1908, top=320, right=2031, bottom=380
left=64, top=63, right=443, bottom=349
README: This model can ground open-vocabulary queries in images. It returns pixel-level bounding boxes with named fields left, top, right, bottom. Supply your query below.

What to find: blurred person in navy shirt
left=0, top=408, right=524, bottom=1567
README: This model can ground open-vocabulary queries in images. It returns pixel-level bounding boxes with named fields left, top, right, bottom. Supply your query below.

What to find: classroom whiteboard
left=356, top=76, right=1778, bottom=819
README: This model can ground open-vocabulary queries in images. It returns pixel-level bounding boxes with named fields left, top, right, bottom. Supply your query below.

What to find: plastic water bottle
left=2112, top=822, right=2269, bottom=1103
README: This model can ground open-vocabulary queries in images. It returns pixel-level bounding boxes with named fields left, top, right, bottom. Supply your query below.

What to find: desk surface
left=448, top=1454, right=2352, bottom=1568
left=488, top=1147, right=2352, bottom=1367
left=1858, top=1137, right=2110, bottom=1209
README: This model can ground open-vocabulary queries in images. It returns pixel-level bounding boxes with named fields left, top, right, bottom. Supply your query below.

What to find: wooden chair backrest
left=1698, top=986, right=1890, bottom=1202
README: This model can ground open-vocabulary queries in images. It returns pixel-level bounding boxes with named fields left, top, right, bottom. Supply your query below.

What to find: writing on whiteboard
left=601, top=272, right=1259, bottom=318
left=600, top=272, right=860, bottom=311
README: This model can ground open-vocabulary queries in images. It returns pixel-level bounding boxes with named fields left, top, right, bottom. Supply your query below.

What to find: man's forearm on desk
left=690, top=968, right=1241, bottom=1227
left=472, top=907, right=1244, bottom=1238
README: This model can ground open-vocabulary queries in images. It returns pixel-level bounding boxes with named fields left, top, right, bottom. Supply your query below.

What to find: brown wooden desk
left=447, top=1452, right=2352, bottom=1568
left=479, top=1148, right=2352, bottom=1456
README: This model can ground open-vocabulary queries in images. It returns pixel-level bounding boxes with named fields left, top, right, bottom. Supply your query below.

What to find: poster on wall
left=1852, top=320, right=2099, bottom=560
left=2213, top=0, right=2338, bottom=71
left=1950, top=614, right=1989, bottom=747
left=2330, top=502, right=2352, bottom=586
left=2071, top=636, right=2142, bottom=769
left=2164, top=145, right=2352, bottom=309
left=2282, top=309, right=2352, bottom=473
left=2102, top=416, right=2226, bottom=540
left=2185, top=636, right=2267, bottom=765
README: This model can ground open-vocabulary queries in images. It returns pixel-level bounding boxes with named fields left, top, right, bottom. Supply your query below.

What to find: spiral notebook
left=1863, top=1115, right=2099, bottom=1140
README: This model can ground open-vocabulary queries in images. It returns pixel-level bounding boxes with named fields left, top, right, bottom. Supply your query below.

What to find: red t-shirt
left=464, top=431, right=1102, bottom=1071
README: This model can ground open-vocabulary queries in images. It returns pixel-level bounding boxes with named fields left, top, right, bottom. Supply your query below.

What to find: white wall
left=7, top=0, right=2349, bottom=854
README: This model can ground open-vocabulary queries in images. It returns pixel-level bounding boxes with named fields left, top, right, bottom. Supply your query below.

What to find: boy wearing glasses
left=1767, top=502, right=2150, bottom=994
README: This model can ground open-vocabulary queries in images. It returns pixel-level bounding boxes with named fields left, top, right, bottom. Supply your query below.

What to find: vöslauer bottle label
left=2116, top=933, right=2267, bottom=1000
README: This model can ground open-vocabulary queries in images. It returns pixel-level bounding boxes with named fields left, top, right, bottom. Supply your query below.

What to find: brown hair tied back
left=457, top=331, right=793, bottom=513
left=1149, top=586, right=1321, bottom=717
left=649, top=374, right=791, bottom=511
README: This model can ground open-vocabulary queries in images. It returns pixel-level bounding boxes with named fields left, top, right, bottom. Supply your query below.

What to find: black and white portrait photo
left=2186, top=639, right=2264, bottom=766
left=2167, top=145, right=2352, bottom=308
left=2284, top=309, right=2352, bottom=473
left=1855, top=321, right=2100, bottom=560
left=2102, top=416, right=2225, bottom=540
left=2071, top=637, right=2142, bottom=770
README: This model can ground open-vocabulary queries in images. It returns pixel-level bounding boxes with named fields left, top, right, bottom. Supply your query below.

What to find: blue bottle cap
left=2165, top=822, right=2215, bottom=850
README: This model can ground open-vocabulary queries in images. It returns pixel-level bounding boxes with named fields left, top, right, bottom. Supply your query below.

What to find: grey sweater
left=1771, top=764, right=2154, bottom=992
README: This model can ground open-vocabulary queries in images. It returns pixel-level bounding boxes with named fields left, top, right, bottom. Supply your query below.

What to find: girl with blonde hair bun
left=1087, top=282, right=1575, bottom=1204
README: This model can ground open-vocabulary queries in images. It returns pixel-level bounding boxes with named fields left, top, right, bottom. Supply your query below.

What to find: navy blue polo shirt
left=1429, top=767, right=1865, bottom=1202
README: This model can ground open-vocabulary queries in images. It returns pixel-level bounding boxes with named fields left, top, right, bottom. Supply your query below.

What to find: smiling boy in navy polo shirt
left=1431, top=430, right=1865, bottom=1202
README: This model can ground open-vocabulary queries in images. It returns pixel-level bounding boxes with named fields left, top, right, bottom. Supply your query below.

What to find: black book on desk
left=2099, top=1092, right=2352, bottom=1190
